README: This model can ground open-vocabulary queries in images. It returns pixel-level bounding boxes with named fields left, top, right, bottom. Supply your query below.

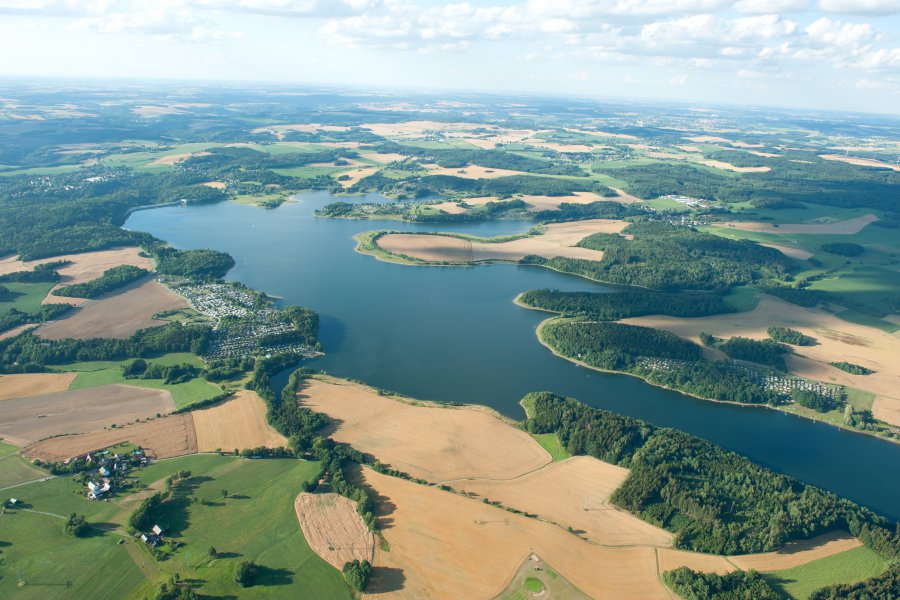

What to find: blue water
left=126, top=192, right=900, bottom=520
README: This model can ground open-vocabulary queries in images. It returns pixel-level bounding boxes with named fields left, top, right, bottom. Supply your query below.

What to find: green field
left=764, top=546, right=889, bottom=599
left=644, top=197, right=690, bottom=212
left=0, top=452, right=47, bottom=489
left=531, top=433, right=570, bottom=462
left=0, top=281, right=56, bottom=314
left=273, top=165, right=346, bottom=178
left=0, top=164, right=87, bottom=177
left=0, top=455, right=351, bottom=599
left=722, top=286, right=760, bottom=312
left=54, top=353, right=222, bottom=409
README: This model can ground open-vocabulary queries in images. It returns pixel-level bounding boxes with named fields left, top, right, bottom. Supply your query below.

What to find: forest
left=767, top=326, right=814, bottom=346
left=662, top=567, right=780, bottom=600
left=153, top=248, right=235, bottom=279
left=524, top=391, right=900, bottom=557
left=375, top=142, right=588, bottom=176
left=524, top=221, right=793, bottom=291
left=518, top=288, right=734, bottom=319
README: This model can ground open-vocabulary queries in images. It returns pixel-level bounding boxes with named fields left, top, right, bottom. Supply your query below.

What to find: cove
left=126, top=192, right=900, bottom=520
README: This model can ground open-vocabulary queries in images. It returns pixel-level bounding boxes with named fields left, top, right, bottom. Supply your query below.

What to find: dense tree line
left=794, top=389, right=838, bottom=413
left=350, top=172, right=607, bottom=198
left=121, top=359, right=199, bottom=384
left=830, top=361, right=873, bottom=375
left=713, top=336, right=789, bottom=370
left=282, top=306, right=319, bottom=346
left=524, top=391, right=900, bottom=555
left=525, top=221, right=793, bottom=291
left=342, top=559, right=373, bottom=592
left=0, top=323, right=211, bottom=373
left=809, top=563, right=899, bottom=599
left=0, top=304, right=71, bottom=334
left=759, top=285, right=827, bottom=307
left=519, top=289, right=734, bottom=319
left=153, top=248, right=235, bottom=279
left=767, top=326, right=814, bottom=346
left=821, top=242, right=865, bottom=256
left=54, top=265, right=150, bottom=299
left=541, top=321, right=703, bottom=367
left=662, top=567, right=780, bottom=600
left=411, top=199, right=528, bottom=222
left=542, top=320, right=785, bottom=405
left=533, top=200, right=637, bottom=223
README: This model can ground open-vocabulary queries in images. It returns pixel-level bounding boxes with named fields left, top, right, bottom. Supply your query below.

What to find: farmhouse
left=87, top=478, right=111, bottom=500
left=140, top=524, right=165, bottom=546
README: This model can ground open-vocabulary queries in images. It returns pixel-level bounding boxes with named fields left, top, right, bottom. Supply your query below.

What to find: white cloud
left=818, top=0, right=900, bottom=16
left=733, top=0, right=810, bottom=13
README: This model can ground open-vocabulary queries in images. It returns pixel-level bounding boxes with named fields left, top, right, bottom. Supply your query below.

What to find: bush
left=663, top=567, right=781, bottom=599
left=64, top=513, right=89, bottom=537
left=767, top=326, right=814, bottom=346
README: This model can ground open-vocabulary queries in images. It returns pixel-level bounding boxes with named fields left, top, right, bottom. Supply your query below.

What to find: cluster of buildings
left=82, top=449, right=147, bottom=500
left=172, top=282, right=258, bottom=321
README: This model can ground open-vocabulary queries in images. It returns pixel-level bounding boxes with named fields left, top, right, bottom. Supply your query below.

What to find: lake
left=126, top=192, right=900, bottom=519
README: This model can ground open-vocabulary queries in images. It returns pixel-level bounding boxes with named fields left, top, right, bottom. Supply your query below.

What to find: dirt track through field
left=295, top=493, right=375, bottom=570
left=37, top=279, right=188, bottom=339
left=0, top=373, right=76, bottom=401
left=193, top=390, right=287, bottom=452
left=0, top=384, right=174, bottom=446
left=454, top=456, right=672, bottom=547
left=22, top=411, right=197, bottom=462
left=376, top=219, right=627, bottom=263
left=298, top=377, right=550, bottom=482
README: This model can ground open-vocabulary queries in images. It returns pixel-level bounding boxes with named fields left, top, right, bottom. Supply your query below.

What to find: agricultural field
left=294, top=493, right=374, bottom=570
left=36, top=279, right=189, bottom=340
left=0, top=372, right=76, bottom=401
left=763, top=546, right=890, bottom=599
left=192, top=390, right=287, bottom=452
left=297, top=376, right=550, bottom=482
left=0, top=454, right=350, bottom=600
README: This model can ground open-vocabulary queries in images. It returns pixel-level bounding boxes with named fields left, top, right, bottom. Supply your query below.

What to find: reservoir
left=126, top=192, right=900, bottom=520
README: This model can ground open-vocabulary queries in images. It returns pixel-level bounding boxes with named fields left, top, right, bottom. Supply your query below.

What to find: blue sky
left=1, top=1, right=899, bottom=114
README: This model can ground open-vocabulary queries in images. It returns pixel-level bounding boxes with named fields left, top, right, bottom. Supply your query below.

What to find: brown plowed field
left=0, top=373, right=76, bottom=401
left=455, top=456, right=672, bottom=547
left=294, top=493, right=375, bottom=570
left=362, top=469, right=670, bottom=600
left=193, top=390, right=287, bottom=452
left=0, top=384, right=174, bottom=446
left=37, top=279, right=188, bottom=339
left=23, top=411, right=196, bottom=462
left=297, top=377, right=550, bottom=482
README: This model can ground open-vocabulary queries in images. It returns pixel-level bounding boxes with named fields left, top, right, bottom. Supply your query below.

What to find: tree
left=208, top=546, right=218, bottom=558
left=343, top=559, right=372, bottom=591
left=234, top=560, right=258, bottom=587
left=64, top=513, right=89, bottom=537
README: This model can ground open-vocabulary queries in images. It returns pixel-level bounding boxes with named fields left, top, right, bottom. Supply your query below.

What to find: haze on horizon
left=0, top=0, right=899, bottom=115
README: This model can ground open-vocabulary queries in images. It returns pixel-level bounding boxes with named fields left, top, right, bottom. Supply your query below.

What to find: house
left=98, top=466, right=110, bottom=477
left=141, top=524, right=164, bottom=546
left=152, top=524, right=163, bottom=536
left=87, top=479, right=112, bottom=500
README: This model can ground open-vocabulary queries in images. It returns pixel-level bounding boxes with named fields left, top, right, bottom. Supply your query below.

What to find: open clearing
left=730, top=530, right=861, bottom=571
left=453, top=456, right=673, bottom=547
left=338, top=166, right=379, bottom=187
left=297, top=376, right=550, bottom=482
left=193, top=390, right=288, bottom=452
left=722, top=213, right=878, bottom=235
left=819, top=154, right=900, bottom=172
left=363, top=468, right=671, bottom=600
left=760, top=243, right=814, bottom=260
left=699, top=159, right=771, bottom=173
left=521, top=191, right=610, bottom=211
left=0, top=372, right=76, bottom=401
left=621, top=295, right=900, bottom=427
left=425, top=164, right=531, bottom=179
left=0, top=247, right=153, bottom=291
left=22, top=411, right=196, bottom=462
left=37, top=279, right=189, bottom=339
left=375, top=219, right=628, bottom=263
left=0, top=384, right=174, bottom=446
left=294, top=492, right=375, bottom=570
left=359, top=152, right=408, bottom=164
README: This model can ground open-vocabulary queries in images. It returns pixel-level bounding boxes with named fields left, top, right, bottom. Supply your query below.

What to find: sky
left=0, top=1, right=899, bottom=114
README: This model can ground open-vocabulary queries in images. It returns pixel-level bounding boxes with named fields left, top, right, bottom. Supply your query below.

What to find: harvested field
left=0, top=373, right=76, bottom=401
left=250, top=123, right=350, bottom=140
left=297, top=377, right=550, bottom=482
left=201, top=181, right=225, bottom=189
left=657, top=548, right=735, bottom=575
left=375, top=219, right=628, bottom=263
left=522, top=139, right=596, bottom=153
left=676, top=145, right=703, bottom=153
left=363, top=468, right=670, bottom=600
left=22, top=411, right=196, bottom=462
left=147, top=151, right=211, bottom=166
left=338, top=167, right=379, bottom=188
left=611, top=187, right=643, bottom=203
left=730, top=530, right=861, bottom=571
left=521, top=192, right=609, bottom=211
left=0, top=323, right=36, bottom=340
left=454, top=456, right=672, bottom=547
left=430, top=201, right=468, bottom=214
left=294, top=493, right=375, bottom=570
left=566, top=128, right=637, bottom=140
left=820, top=154, right=900, bottom=172
left=0, top=384, right=174, bottom=446
left=722, top=213, right=878, bottom=235
left=730, top=141, right=764, bottom=148
left=760, top=243, right=814, bottom=260
left=425, top=165, right=530, bottom=179
left=699, top=159, right=771, bottom=173
left=132, top=105, right=183, bottom=117
left=622, top=295, right=900, bottom=426
left=0, top=248, right=153, bottom=295
left=193, top=390, right=287, bottom=452
left=359, top=152, right=409, bottom=164
left=37, top=279, right=189, bottom=340
left=360, top=121, right=484, bottom=138
left=748, top=150, right=780, bottom=157
left=685, top=135, right=731, bottom=143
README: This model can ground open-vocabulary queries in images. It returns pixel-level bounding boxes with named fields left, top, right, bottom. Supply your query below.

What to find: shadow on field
left=254, top=565, right=293, bottom=586
left=367, top=567, right=406, bottom=593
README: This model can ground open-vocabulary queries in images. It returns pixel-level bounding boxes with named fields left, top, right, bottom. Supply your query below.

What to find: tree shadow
left=213, top=551, right=242, bottom=559
left=227, top=494, right=250, bottom=500
left=366, top=567, right=406, bottom=593
left=253, top=565, right=293, bottom=587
